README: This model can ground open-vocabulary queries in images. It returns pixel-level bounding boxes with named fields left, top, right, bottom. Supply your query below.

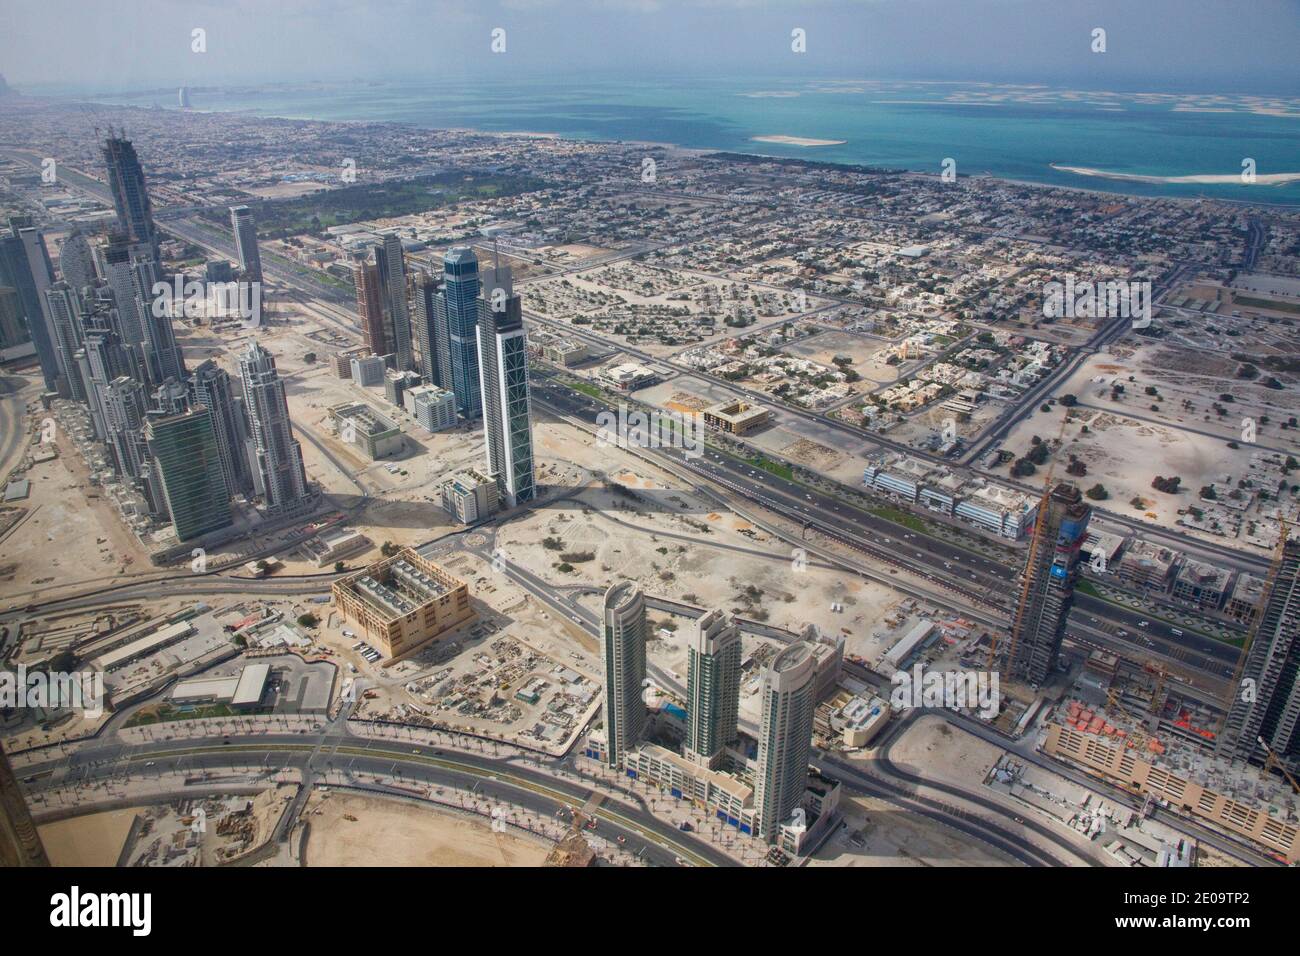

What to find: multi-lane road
left=21, top=724, right=737, bottom=867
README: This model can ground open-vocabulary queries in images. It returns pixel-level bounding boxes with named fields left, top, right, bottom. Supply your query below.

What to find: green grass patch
left=1232, top=295, right=1300, bottom=316
left=868, top=504, right=928, bottom=535
left=201, top=171, right=547, bottom=239
left=748, top=455, right=795, bottom=482
left=567, top=380, right=606, bottom=401
left=125, top=702, right=268, bottom=727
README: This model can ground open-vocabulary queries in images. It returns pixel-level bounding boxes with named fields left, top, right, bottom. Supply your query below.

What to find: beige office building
left=332, top=549, right=473, bottom=660
left=702, top=399, right=771, bottom=436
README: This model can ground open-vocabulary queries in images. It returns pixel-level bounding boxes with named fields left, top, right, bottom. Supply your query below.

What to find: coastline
left=1051, top=163, right=1300, bottom=187
left=28, top=86, right=1300, bottom=208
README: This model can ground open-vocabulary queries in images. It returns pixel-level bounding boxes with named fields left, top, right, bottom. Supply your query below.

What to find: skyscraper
left=102, top=375, right=150, bottom=479
left=151, top=377, right=190, bottom=417
left=1006, top=482, right=1091, bottom=686
left=79, top=305, right=130, bottom=441
left=144, top=407, right=233, bottom=541
left=0, top=741, right=49, bottom=867
left=475, top=263, right=535, bottom=508
left=440, top=246, right=482, bottom=419
left=134, top=258, right=184, bottom=385
left=191, top=359, right=254, bottom=497
left=41, top=282, right=86, bottom=401
left=755, top=641, right=817, bottom=841
left=602, top=582, right=647, bottom=769
left=57, top=231, right=98, bottom=305
left=238, top=341, right=311, bottom=515
left=376, top=234, right=411, bottom=370
left=102, top=133, right=159, bottom=261
left=102, top=233, right=147, bottom=347
left=229, top=205, right=262, bottom=284
left=1221, top=537, right=1300, bottom=770
left=353, top=259, right=387, bottom=357
left=0, top=287, right=25, bottom=357
left=684, top=608, right=742, bottom=769
left=412, top=269, right=445, bottom=389
left=0, top=226, right=60, bottom=391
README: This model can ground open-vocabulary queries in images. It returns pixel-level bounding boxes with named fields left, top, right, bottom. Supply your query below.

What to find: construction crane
left=1144, top=660, right=1169, bottom=715
left=1257, top=736, right=1300, bottom=795
left=987, top=413, right=1072, bottom=673
left=1106, top=688, right=1154, bottom=754
left=1218, top=519, right=1289, bottom=741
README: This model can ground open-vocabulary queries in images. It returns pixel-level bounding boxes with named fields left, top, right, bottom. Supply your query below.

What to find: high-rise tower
left=102, top=233, right=147, bottom=347
left=1221, top=537, right=1300, bottom=771
left=440, top=246, right=481, bottom=419
left=755, top=641, right=817, bottom=841
left=353, top=259, right=387, bottom=357
left=376, top=235, right=411, bottom=370
left=102, top=133, right=159, bottom=261
left=412, top=269, right=446, bottom=389
left=601, top=582, right=648, bottom=769
left=144, top=406, right=233, bottom=541
left=684, top=608, right=742, bottom=769
left=475, top=262, right=534, bottom=508
left=134, top=258, right=184, bottom=385
left=191, top=359, right=254, bottom=497
left=0, top=225, right=60, bottom=392
left=238, top=341, right=311, bottom=515
left=41, top=282, right=86, bottom=401
left=103, top=375, right=150, bottom=479
left=229, top=205, right=263, bottom=284
left=0, top=742, right=48, bottom=867
left=57, top=231, right=98, bottom=306
left=1006, top=483, right=1091, bottom=686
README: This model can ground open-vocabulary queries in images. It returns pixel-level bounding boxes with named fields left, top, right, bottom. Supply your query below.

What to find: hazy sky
left=3, top=0, right=1298, bottom=93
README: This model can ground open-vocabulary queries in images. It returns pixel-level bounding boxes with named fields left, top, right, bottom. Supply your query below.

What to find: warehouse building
left=169, top=663, right=270, bottom=709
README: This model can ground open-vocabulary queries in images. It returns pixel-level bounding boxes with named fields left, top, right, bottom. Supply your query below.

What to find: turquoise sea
left=70, top=76, right=1300, bottom=205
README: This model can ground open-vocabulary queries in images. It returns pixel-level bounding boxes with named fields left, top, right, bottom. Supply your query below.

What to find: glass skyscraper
left=440, top=246, right=481, bottom=419
left=144, top=406, right=233, bottom=542
left=475, top=263, right=534, bottom=507
left=239, top=341, right=311, bottom=515
left=102, top=134, right=159, bottom=261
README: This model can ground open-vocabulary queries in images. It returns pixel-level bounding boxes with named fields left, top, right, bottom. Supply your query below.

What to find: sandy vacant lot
left=888, top=714, right=1004, bottom=787
left=809, top=793, right=1013, bottom=867
left=303, top=791, right=550, bottom=867
left=39, top=808, right=139, bottom=866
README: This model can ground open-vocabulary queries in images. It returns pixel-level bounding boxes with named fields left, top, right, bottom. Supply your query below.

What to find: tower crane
left=988, top=413, right=1072, bottom=674
left=1258, top=736, right=1300, bottom=795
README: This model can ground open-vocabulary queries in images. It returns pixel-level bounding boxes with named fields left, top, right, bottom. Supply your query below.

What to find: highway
left=21, top=728, right=737, bottom=868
